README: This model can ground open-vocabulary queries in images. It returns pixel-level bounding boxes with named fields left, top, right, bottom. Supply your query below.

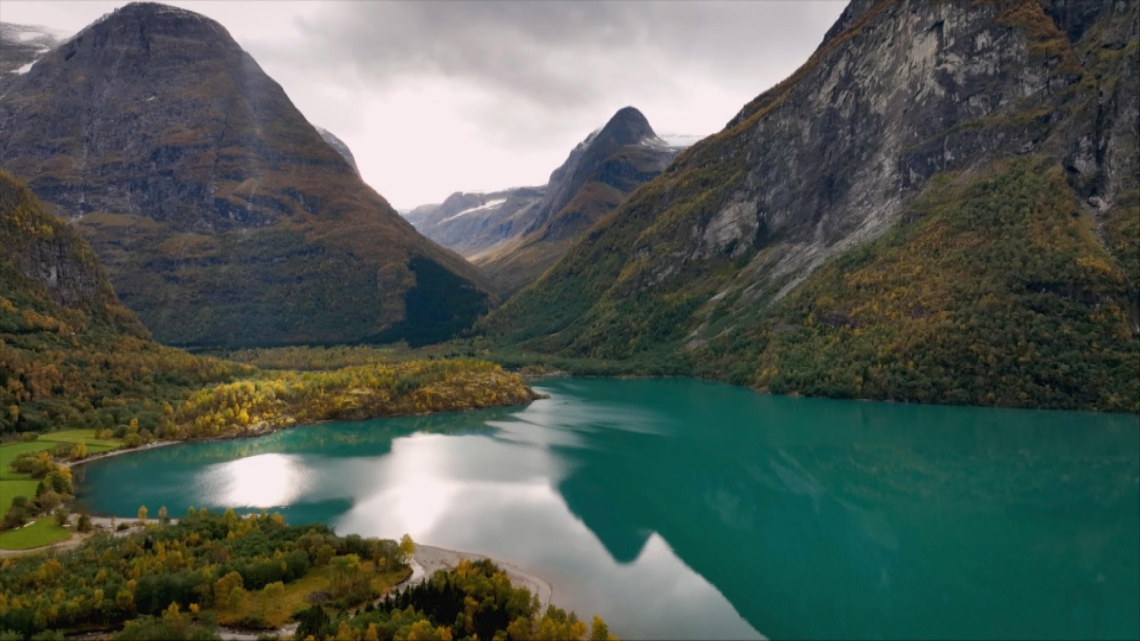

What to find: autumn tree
left=399, top=533, right=417, bottom=562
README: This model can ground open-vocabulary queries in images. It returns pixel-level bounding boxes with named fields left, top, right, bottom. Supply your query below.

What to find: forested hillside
left=0, top=170, right=247, bottom=435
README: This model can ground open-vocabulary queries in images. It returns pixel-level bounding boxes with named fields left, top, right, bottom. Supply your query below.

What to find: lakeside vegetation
left=0, top=429, right=123, bottom=549
left=0, top=358, right=535, bottom=545
left=331, top=558, right=618, bottom=641
left=0, top=511, right=613, bottom=641
left=0, top=510, right=405, bottom=638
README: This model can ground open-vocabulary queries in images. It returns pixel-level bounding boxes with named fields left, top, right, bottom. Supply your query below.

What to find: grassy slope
left=219, top=562, right=410, bottom=628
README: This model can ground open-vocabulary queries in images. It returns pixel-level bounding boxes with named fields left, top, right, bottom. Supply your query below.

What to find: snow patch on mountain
left=442, top=198, right=507, bottom=223
left=658, top=133, right=707, bottom=148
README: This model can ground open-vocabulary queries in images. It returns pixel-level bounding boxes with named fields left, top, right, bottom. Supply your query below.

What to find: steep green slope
left=0, top=2, right=493, bottom=348
left=0, top=170, right=247, bottom=434
left=485, top=0, right=1140, bottom=412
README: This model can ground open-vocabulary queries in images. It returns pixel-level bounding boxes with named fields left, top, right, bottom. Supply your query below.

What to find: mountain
left=476, top=107, right=685, bottom=296
left=405, top=186, right=548, bottom=259
left=0, top=170, right=244, bottom=433
left=409, top=107, right=686, bottom=297
left=486, top=0, right=1140, bottom=413
left=0, top=2, right=494, bottom=348
left=0, top=23, right=63, bottom=93
left=315, top=126, right=360, bottom=176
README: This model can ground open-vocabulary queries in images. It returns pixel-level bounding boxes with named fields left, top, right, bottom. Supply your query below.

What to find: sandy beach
left=403, top=544, right=556, bottom=612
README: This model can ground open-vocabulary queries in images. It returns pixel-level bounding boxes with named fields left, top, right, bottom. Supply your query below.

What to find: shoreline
left=406, top=544, right=557, bottom=612
left=65, top=390, right=544, bottom=469
left=215, top=543, right=559, bottom=641
left=64, top=440, right=179, bottom=468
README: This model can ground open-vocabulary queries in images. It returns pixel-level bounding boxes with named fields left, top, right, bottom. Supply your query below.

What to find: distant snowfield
left=442, top=198, right=507, bottom=223
left=658, top=133, right=708, bottom=147
left=13, top=61, right=34, bottom=75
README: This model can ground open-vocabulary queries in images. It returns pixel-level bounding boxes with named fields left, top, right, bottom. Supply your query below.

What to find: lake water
left=77, top=378, right=1140, bottom=640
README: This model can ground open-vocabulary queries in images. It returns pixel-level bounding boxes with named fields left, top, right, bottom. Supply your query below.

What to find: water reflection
left=78, top=379, right=1140, bottom=640
left=196, top=453, right=312, bottom=508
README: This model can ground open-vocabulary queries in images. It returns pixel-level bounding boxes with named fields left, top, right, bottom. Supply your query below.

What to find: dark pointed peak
left=597, top=105, right=656, bottom=146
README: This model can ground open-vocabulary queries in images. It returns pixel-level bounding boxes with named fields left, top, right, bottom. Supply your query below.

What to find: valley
left=0, top=0, right=1137, bottom=639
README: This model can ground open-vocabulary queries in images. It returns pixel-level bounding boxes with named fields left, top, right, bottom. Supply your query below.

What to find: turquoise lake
left=77, top=378, right=1140, bottom=639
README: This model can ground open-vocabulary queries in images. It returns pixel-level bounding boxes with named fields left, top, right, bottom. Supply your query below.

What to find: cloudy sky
left=4, top=1, right=846, bottom=209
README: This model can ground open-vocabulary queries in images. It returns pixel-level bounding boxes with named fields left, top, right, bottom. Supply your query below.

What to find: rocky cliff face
left=521, top=106, right=675, bottom=238
left=316, top=126, right=360, bottom=176
left=488, top=0, right=1140, bottom=412
left=0, top=169, right=144, bottom=336
left=0, top=2, right=493, bottom=348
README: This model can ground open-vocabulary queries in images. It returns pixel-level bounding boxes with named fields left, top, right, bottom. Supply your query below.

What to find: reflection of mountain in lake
left=544, top=380, right=1140, bottom=640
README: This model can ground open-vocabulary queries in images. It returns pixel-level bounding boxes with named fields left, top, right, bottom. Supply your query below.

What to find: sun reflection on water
left=197, top=453, right=311, bottom=508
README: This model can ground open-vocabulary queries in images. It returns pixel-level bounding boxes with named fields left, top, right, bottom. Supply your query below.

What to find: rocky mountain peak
left=596, top=106, right=657, bottom=147
left=316, top=126, right=361, bottom=176
left=525, top=105, right=665, bottom=236
left=72, top=2, right=235, bottom=48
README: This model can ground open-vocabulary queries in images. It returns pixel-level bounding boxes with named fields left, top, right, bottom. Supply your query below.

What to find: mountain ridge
left=408, top=106, right=686, bottom=296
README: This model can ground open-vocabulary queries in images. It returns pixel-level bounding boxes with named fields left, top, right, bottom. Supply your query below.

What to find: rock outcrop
left=316, top=126, right=360, bottom=176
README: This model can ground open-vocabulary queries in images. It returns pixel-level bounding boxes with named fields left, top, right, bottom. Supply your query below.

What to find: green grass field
left=0, top=429, right=123, bottom=549
left=0, top=479, right=40, bottom=515
left=0, top=517, right=71, bottom=549
left=39, top=430, right=122, bottom=450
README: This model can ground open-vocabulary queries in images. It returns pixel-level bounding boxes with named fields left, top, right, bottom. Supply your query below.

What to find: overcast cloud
left=3, top=0, right=846, bottom=208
